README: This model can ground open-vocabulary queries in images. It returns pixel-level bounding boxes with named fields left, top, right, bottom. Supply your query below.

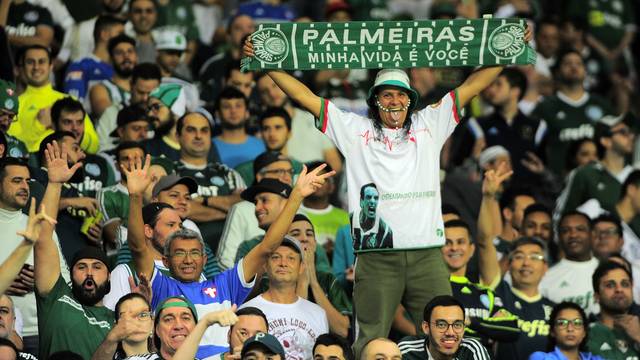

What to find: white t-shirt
left=539, top=257, right=600, bottom=315
left=319, top=91, right=460, bottom=252
left=240, top=295, right=329, bottom=360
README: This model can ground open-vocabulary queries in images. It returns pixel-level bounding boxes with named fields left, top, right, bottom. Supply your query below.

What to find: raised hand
left=122, top=154, right=152, bottom=196
left=16, top=197, right=57, bottom=244
left=129, top=273, right=152, bottom=303
left=204, top=304, right=238, bottom=327
left=293, top=164, right=336, bottom=198
left=482, top=161, right=513, bottom=197
left=243, top=37, right=254, bottom=58
left=44, top=141, right=82, bottom=184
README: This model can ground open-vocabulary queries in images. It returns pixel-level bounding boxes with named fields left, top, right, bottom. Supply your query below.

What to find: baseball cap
left=0, top=80, right=18, bottom=113
left=71, top=247, right=111, bottom=272
left=478, top=145, right=510, bottom=168
left=152, top=174, right=198, bottom=198
left=241, top=178, right=291, bottom=202
left=280, top=235, right=304, bottom=258
left=150, top=83, right=187, bottom=117
left=154, top=28, right=187, bottom=51
left=110, top=105, right=150, bottom=137
left=367, top=69, right=419, bottom=113
left=142, top=202, right=173, bottom=225
left=253, top=151, right=292, bottom=177
left=241, top=332, right=285, bottom=359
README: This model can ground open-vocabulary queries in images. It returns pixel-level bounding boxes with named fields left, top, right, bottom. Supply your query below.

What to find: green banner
left=241, top=16, right=536, bottom=72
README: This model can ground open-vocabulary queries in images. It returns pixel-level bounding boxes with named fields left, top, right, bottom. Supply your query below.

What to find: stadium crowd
left=0, top=0, right=639, bottom=359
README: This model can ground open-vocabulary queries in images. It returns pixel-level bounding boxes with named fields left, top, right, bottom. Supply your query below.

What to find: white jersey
left=240, top=295, right=329, bottom=360
left=318, top=91, right=460, bottom=252
left=539, top=257, right=600, bottom=315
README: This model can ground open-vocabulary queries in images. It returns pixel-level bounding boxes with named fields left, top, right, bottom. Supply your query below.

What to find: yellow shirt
left=8, top=84, right=100, bottom=153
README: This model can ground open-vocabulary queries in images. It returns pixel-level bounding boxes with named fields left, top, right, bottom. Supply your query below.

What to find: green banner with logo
left=241, top=16, right=536, bottom=72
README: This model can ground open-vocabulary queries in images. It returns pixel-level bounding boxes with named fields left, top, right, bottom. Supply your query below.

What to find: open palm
left=123, top=155, right=152, bottom=195
left=294, top=164, right=336, bottom=198
left=44, top=141, right=82, bottom=184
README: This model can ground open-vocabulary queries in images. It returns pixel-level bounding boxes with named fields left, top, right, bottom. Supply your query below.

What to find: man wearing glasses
left=0, top=80, right=28, bottom=159
left=539, top=212, right=599, bottom=316
left=398, top=295, right=490, bottom=360
left=477, top=165, right=554, bottom=360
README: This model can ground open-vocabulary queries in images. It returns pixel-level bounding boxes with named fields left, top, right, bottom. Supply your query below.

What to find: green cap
left=0, top=80, right=18, bottom=113
left=150, top=83, right=186, bottom=117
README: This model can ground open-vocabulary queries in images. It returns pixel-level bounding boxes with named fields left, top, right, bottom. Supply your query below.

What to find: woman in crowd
left=529, top=302, right=603, bottom=360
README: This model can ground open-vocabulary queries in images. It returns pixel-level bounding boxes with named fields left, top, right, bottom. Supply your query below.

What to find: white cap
left=154, top=28, right=187, bottom=51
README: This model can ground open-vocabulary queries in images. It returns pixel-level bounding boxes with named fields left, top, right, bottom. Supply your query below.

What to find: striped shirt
left=398, top=335, right=490, bottom=360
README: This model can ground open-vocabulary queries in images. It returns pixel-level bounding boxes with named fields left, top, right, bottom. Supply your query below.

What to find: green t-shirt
left=587, top=321, right=640, bottom=360
left=36, top=276, right=114, bottom=360
left=299, top=205, right=350, bottom=246
left=174, top=161, right=246, bottom=251
left=74, top=154, right=116, bottom=198
left=156, top=0, right=199, bottom=41
left=234, top=158, right=304, bottom=187
left=566, top=0, right=635, bottom=48
left=235, top=235, right=333, bottom=274
left=532, top=92, right=614, bottom=176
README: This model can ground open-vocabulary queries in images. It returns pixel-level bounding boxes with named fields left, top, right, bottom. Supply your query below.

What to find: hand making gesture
left=17, top=197, right=57, bottom=244
left=44, top=141, right=83, bottom=184
left=122, top=154, right=152, bottom=196
left=291, top=164, right=336, bottom=199
left=482, top=161, right=513, bottom=198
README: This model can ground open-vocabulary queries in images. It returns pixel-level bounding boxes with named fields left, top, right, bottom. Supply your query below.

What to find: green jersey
left=235, top=235, right=333, bottom=274
left=174, top=161, right=246, bottom=251
left=588, top=322, right=640, bottom=360
left=532, top=92, right=614, bottom=176
left=566, top=0, right=635, bottom=48
left=5, top=133, right=29, bottom=159
left=36, top=276, right=114, bottom=360
left=156, top=0, right=199, bottom=41
left=299, top=204, right=350, bottom=246
left=74, top=154, right=116, bottom=198
left=556, top=162, right=633, bottom=215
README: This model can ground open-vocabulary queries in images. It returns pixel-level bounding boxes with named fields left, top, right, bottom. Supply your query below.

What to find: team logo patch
left=616, top=339, right=629, bottom=353
left=586, top=105, right=603, bottom=122
left=252, top=28, right=289, bottom=65
left=210, top=176, right=225, bottom=186
left=4, top=99, right=14, bottom=110
left=204, top=286, right=217, bottom=298
left=177, top=6, right=187, bottom=19
left=85, top=163, right=101, bottom=177
left=488, top=24, right=526, bottom=60
left=9, top=147, right=23, bottom=158
left=25, top=10, right=39, bottom=22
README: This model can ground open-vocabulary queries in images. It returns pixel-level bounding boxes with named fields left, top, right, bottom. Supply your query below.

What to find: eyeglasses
left=135, top=311, right=154, bottom=321
left=555, top=318, right=584, bottom=328
left=509, top=253, right=545, bottom=262
left=432, top=320, right=465, bottom=332
left=260, top=168, right=294, bottom=176
left=594, top=228, right=620, bottom=238
left=148, top=103, right=162, bottom=112
left=171, top=250, right=203, bottom=259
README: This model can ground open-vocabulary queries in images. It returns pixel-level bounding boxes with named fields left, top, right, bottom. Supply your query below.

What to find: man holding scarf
left=244, top=26, right=531, bottom=356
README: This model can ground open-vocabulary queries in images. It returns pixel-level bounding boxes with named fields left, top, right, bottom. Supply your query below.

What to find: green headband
left=155, top=298, right=198, bottom=321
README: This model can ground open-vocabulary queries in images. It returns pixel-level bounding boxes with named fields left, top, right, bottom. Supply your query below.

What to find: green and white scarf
left=241, top=16, right=536, bottom=71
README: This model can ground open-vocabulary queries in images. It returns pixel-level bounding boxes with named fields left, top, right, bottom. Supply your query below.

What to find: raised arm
left=477, top=163, right=512, bottom=287
left=35, top=141, right=83, bottom=296
left=0, top=198, right=55, bottom=294
left=242, top=165, right=336, bottom=282
left=456, top=26, right=532, bottom=108
left=243, top=38, right=322, bottom=118
left=122, top=155, right=155, bottom=279
left=172, top=306, right=238, bottom=360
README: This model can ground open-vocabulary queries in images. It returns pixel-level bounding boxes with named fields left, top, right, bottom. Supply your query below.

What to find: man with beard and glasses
left=58, top=0, right=126, bottom=64
left=34, top=140, right=115, bottom=359
left=8, top=45, right=100, bottom=154
left=0, top=80, right=28, bottom=160
left=532, top=49, right=616, bottom=176
left=398, top=295, right=491, bottom=360
left=89, top=34, right=138, bottom=118
left=588, top=261, right=640, bottom=359
left=32, top=132, right=101, bottom=265
left=213, top=87, right=265, bottom=169
left=63, top=14, right=125, bottom=104
left=97, top=63, right=161, bottom=152
left=50, top=97, right=116, bottom=198
left=540, top=211, right=600, bottom=316
left=0, top=157, right=69, bottom=357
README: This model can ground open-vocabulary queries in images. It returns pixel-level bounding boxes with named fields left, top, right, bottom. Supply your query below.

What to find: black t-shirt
left=493, top=279, right=555, bottom=360
left=5, top=2, right=53, bottom=51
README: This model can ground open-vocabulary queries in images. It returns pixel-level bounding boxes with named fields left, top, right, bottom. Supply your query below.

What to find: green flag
left=241, top=16, right=536, bottom=72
